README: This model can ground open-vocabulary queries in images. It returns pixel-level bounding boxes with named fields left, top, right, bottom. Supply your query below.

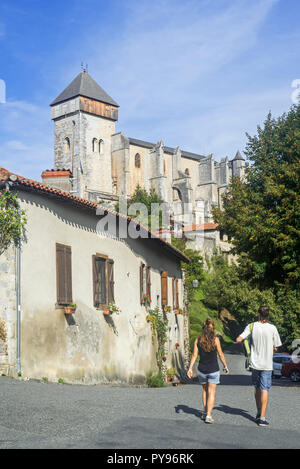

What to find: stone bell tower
left=45, top=68, right=119, bottom=199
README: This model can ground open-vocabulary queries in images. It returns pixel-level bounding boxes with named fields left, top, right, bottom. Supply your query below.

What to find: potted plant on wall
left=166, top=367, right=178, bottom=382
left=103, top=302, right=121, bottom=316
left=64, top=302, right=77, bottom=314
left=141, top=293, right=151, bottom=307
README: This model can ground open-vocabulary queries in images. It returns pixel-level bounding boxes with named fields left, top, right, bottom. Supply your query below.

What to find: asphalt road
left=0, top=351, right=299, bottom=450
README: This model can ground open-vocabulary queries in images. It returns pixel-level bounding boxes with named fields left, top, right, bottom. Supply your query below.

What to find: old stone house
left=0, top=168, right=189, bottom=384
left=43, top=68, right=246, bottom=255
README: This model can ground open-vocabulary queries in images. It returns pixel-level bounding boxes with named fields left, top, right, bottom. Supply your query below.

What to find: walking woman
left=187, top=318, right=229, bottom=423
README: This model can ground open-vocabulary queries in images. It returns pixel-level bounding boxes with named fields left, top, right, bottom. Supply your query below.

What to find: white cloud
left=78, top=0, right=281, bottom=157
left=0, top=100, right=52, bottom=179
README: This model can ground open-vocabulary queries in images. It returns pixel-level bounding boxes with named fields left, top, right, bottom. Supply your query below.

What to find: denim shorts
left=252, top=369, right=272, bottom=391
left=197, top=369, right=220, bottom=385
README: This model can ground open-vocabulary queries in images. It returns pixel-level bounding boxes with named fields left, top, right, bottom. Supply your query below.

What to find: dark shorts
left=252, top=369, right=272, bottom=391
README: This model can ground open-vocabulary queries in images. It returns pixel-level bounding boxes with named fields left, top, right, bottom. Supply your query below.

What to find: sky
left=0, top=0, right=299, bottom=180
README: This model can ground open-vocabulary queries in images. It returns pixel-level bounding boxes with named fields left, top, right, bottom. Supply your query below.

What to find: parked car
left=272, top=353, right=292, bottom=377
left=281, top=360, right=300, bottom=382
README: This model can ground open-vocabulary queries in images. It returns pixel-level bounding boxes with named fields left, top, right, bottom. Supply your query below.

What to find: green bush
left=145, top=371, right=166, bottom=388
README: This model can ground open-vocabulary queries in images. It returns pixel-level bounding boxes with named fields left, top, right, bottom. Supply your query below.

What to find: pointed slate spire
left=50, top=70, right=119, bottom=107
left=233, top=150, right=244, bottom=161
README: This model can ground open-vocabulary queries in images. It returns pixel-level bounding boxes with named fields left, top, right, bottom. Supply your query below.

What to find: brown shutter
left=56, top=243, right=72, bottom=305
left=99, top=258, right=107, bottom=305
left=107, top=259, right=115, bottom=304
left=140, top=263, right=144, bottom=303
left=175, top=278, right=179, bottom=309
left=146, top=265, right=151, bottom=298
left=172, top=277, right=175, bottom=309
left=161, top=271, right=168, bottom=307
left=92, top=255, right=100, bottom=307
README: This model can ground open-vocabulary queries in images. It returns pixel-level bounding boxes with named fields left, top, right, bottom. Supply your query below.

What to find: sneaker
left=257, top=418, right=269, bottom=427
left=200, top=412, right=207, bottom=421
left=205, top=415, right=214, bottom=424
left=255, top=413, right=261, bottom=422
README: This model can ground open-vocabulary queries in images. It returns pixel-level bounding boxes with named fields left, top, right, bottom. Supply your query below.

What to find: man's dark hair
left=258, top=305, right=270, bottom=320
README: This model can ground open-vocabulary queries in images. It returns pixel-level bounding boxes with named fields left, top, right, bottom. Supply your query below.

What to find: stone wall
left=0, top=246, right=17, bottom=377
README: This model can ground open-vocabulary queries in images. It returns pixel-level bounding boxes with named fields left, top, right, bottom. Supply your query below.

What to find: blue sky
left=0, top=0, right=299, bottom=180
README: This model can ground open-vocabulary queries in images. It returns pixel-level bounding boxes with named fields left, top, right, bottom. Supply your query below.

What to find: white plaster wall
left=16, top=190, right=186, bottom=384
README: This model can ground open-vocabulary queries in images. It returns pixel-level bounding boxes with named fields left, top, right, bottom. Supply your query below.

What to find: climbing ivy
left=0, top=189, right=27, bottom=255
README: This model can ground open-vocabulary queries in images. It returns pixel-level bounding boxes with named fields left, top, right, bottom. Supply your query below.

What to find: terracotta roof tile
left=0, top=167, right=190, bottom=263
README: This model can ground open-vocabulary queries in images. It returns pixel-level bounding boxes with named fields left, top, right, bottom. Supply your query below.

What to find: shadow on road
left=214, top=404, right=256, bottom=423
left=174, top=404, right=256, bottom=424
left=174, top=404, right=202, bottom=419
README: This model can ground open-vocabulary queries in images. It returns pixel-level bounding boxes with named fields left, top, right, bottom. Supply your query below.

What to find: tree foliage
left=115, top=185, right=165, bottom=230
left=212, top=106, right=300, bottom=345
left=0, top=189, right=27, bottom=255
left=214, top=107, right=300, bottom=290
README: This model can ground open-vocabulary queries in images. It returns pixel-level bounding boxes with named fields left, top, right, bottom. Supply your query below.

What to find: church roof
left=50, top=70, right=119, bottom=107
left=129, top=137, right=205, bottom=161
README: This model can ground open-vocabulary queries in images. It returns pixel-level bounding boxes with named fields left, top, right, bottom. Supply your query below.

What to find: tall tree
left=214, top=106, right=300, bottom=291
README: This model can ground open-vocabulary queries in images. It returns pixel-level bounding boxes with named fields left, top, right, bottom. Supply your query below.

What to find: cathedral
left=42, top=69, right=245, bottom=252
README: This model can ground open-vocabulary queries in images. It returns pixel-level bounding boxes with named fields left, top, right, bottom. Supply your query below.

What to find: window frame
left=92, top=254, right=115, bottom=308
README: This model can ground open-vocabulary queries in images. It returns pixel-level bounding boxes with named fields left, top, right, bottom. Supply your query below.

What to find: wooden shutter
left=146, top=265, right=151, bottom=298
left=93, top=256, right=107, bottom=306
left=92, top=255, right=100, bottom=307
left=107, top=259, right=115, bottom=304
left=98, top=257, right=107, bottom=305
left=172, top=277, right=175, bottom=309
left=140, top=263, right=144, bottom=303
left=161, top=271, right=168, bottom=307
left=56, top=243, right=72, bottom=305
left=175, top=278, right=179, bottom=309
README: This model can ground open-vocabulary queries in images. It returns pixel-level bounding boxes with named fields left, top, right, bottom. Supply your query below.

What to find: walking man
left=236, top=305, right=282, bottom=427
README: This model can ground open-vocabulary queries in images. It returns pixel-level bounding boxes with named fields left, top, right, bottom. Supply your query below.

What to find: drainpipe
left=0, top=179, right=21, bottom=375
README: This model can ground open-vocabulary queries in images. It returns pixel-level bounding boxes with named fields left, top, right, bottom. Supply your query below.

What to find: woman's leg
left=202, top=383, right=208, bottom=413
left=206, top=383, right=217, bottom=417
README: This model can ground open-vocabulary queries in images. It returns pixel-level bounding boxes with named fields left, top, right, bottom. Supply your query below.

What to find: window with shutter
left=56, top=243, right=72, bottom=305
left=161, top=271, right=168, bottom=307
left=92, top=255, right=114, bottom=307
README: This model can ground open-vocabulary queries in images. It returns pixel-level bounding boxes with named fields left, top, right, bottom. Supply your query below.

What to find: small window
left=92, top=138, right=98, bottom=152
left=185, top=168, right=190, bottom=176
left=92, top=255, right=114, bottom=307
left=64, top=137, right=71, bottom=154
left=56, top=243, right=72, bottom=305
left=140, top=263, right=151, bottom=303
left=135, top=153, right=141, bottom=168
left=99, top=139, right=104, bottom=154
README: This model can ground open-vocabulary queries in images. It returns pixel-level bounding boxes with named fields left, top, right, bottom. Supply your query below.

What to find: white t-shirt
left=240, top=321, right=282, bottom=371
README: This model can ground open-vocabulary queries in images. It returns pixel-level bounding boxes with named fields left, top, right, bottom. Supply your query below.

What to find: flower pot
left=64, top=307, right=76, bottom=315
left=103, top=309, right=111, bottom=316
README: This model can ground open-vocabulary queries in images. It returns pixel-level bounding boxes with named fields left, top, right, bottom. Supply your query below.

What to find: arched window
left=135, top=153, right=141, bottom=168
left=64, top=137, right=70, bottom=154
left=92, top=138, right=98, bottom=152
left=99, top=139, right=104, bottom=154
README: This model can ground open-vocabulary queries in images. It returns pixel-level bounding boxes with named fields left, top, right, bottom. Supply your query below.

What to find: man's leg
left=254, top=387, right=261, bottom=416
left=259, top=390, right=269, bottom=419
